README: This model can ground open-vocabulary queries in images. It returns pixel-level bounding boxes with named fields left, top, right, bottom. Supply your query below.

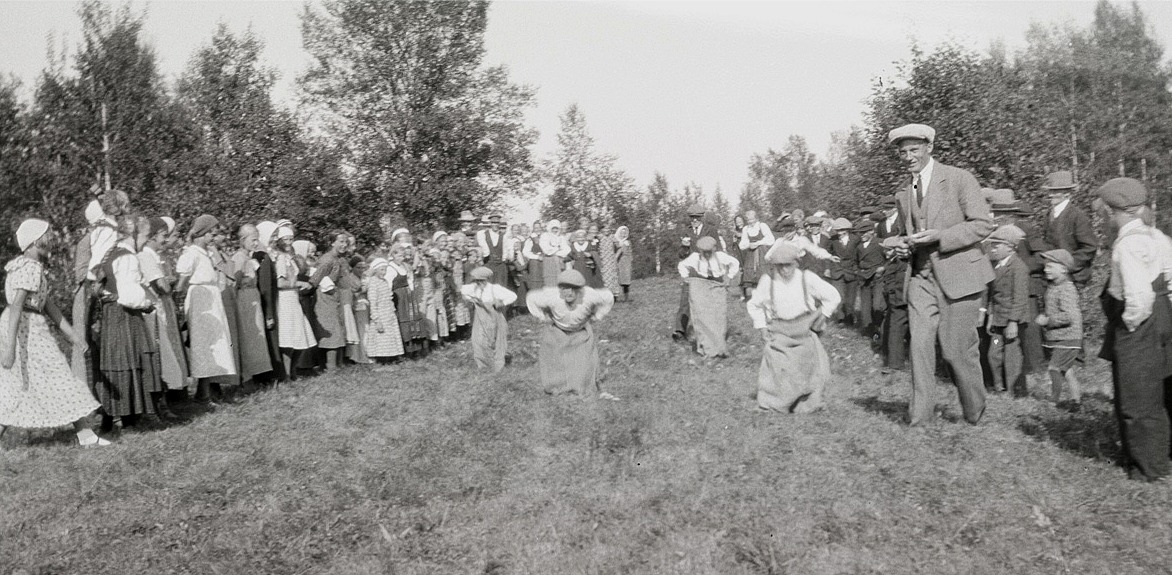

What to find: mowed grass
left=3, top=276, right=1171, bottom=574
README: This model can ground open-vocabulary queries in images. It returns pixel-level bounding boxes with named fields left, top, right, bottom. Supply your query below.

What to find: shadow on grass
left=1016, top=397, right=1122, bottom=462
left=850, top=395, right=907, bottom=424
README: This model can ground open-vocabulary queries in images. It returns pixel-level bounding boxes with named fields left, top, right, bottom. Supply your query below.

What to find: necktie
left=915, top=175, right=924, bottom=207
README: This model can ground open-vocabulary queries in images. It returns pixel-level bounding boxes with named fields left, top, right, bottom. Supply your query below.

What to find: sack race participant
left=526, top=269, right=617, bottom=398
left=747, top=242, right=841, bottom=413
left=460, top=266, right=517, bottom=372
left=678, top=236, right=740, bottom=359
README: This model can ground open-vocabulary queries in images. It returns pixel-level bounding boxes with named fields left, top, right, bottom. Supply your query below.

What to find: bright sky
left=3, top=1, right=1171, bottom=219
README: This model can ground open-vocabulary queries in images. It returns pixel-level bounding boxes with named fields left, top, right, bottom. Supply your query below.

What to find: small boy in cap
left=853, top=219, right=885, bottom=336
left=983, top=224, right=1030, bottom=394
left=1034, top=249, right=1083, bottom=407
left=827, top=218, right=859, bottom=324
left=460, top=266, right=517, bottom=372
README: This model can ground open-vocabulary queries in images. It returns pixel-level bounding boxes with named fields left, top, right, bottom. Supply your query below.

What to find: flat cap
left=804, top=216, right=824, bottom=226
left=853, top=220, right=876, bottom=234
left=696, top=236, right=717, bottom=251
left=1040, top=249, right=1075, bottom=271
left=986, top=224, right=1026, bottom=246
left=1096, top=177, right=1147, bottom=209
left=765, top=241, right=801, bottom=264
left=557, top=269, right=586, bottom=287
left=832, top=217, right=852, bottom=231
left=776, top=216, right=797, bottom=231
left=888, top=123, right=935, bottom=146
left=687, top=204, right=705, bottom=216
left=470, top=266, right=494, bottom=281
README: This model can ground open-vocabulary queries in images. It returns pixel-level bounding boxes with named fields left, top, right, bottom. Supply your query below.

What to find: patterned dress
left=388, top=264, right=427, bottom=353
left=275, top=252, right=317, bottom=350
left=0, top=256, right=100, bottom=428
left=365, top=275, right=405, bottom=358
left=597, top=235, right=620, bottom=295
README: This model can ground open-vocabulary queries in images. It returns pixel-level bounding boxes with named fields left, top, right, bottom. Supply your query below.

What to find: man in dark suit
left=874, top=196, right=903, bottom=239
left=828, top=218, right=859, bottom=324
left=799, top=216, right=831, bottom=276
left=1040, top=171, right=1098, bottom=289
left=890, top=123, right=996, bottom=426
left=854, top=219, right=887, bottom=335
left=673, top=204, right=722, bottom=340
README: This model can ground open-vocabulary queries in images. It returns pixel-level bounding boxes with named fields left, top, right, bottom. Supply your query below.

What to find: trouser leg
left=907, top=275, right=940, bottom=425
left=937, top=288, right=987, bottom=424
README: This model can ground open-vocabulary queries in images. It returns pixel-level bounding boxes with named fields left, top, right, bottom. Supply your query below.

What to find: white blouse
left=526, top=286, right=614, bottom=331
left=177, top=244, right=218, bottom=286
left=678, top=251, right=740, bottom=281
left=746, top=270, right=841, bottom=327
left=111, top=241, right=151, bottom=310
left=460, top=282, right=518, bottom=309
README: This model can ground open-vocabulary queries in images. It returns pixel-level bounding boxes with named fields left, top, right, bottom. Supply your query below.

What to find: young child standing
left=460, top=266, right=517, bottom=372
left=984, top=225, right=1031, bottom=395
left=1034, top=249, right=1083, bottom=407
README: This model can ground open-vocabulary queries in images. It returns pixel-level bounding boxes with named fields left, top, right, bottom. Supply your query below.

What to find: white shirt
left=1108, top=219, right=1172, bottom=331
left=526, top=286, right=614, bottom=331
left=177, top=244, right=218, bottom=286
left=915, top=158, right=936, bottom=199
left=111, top=240, right=151, bottom=310
left=678, top=251, right=740, bottom=281
left=738, top=222, right=775, bottom=250
left=460, top=282, right=518, bottom=309
left=885, top=211, right=899, bottom=233
left=476, top=229, right=513, bottom=262
left=87, top=219, right=119, bottom=280
left=746, top=269, right=841, bottom=327
left=1051, top=198, right=1070, bottom=219
left=538, top=232, right=571, bottom=258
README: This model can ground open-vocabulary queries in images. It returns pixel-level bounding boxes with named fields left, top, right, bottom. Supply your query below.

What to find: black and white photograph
left=2, top=0, right=1172, bottom=572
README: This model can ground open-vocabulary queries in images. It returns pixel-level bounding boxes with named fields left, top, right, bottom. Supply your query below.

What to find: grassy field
left=2, top=276, right=1171, bottom=575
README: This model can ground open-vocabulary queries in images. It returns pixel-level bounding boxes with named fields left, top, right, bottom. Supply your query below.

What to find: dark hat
left=776, top=215, right=797, bottom=231
left=986, top=224, right=1025, bottom=246
left=878, top=195, right=898, bottom=208
left=687, top=204, right=705, bottom=217
left=1041, top=171, right=1077, bottom=191
left=557, top=269, right=586, bottom=287
left=853, top=220, right=876, bottom=234
left=1096, top=177, right=1147, bottom=210
left=696, top=236, right=717, bottom=251
left=888, top=123, right=935, bottom=146
left=1040, top=249, right=1075, bottom=271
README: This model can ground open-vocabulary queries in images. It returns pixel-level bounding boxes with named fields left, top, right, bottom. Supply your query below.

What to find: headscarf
left=16, top=219, right=50, bottom=251
left=148, top=217, right=169, bottom=238
left=368, top=257, right=389, bottom=275
left=274, top=218, right=294, bottom=230
left=614, top=225, right=629, bottom=244
left=189, top=214, right=219, bottom=240
left=84, top=200, right=104, bottom=225
left=432, top=231, right=448, bottom=243
left=256, top=221, right=278, bottom=251
left=390, top=228, right=410, bottom=244
left=292, top=240, right=314, bottom=259
left=276, top=225, right=294, bottom=241
left=161, top=216, right=176, bottom=234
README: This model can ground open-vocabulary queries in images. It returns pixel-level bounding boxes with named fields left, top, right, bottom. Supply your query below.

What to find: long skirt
left=70, top=284, right=95, bottom=386
left=422, top=277, right=450, bottom=341
left=277, top=290, right=317, bottom=350
left=348, top=306, right=374, bottom=363
left=394, top=286, right=428, bottom=353
left=0, top=310, right=99, bottom=428
left=542, top=255, right=563, bottom=288
left=97, top=303, right=162, bottom=417
left=740, top=246, right=765, bottom=287
left=527, top=258, right=544, bottom=291
left=756, top=312, right=831, bottom=413
left=146, top=292, right=190, bottom=390
left=539, top=324, right=599, bottom=396
left=686, top=277, right=728, bottom=358
left=471, top=303, right=508, bottom=372
left=235, top=287, right=273, bottom=380
left=315, top=288, right=345, bottom=349
left=185, top=284, right=237, bottom=379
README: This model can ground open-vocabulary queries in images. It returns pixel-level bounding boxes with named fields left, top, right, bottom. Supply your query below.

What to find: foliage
left=542, top=104, right=638, bottom=229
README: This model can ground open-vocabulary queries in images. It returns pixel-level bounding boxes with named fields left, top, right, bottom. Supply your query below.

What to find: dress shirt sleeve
left=138, top=251, right=164, bottom=284
left=113, top=253, right=151, bottom=309
left=738, top=228, right=751, bottom=250
left=585, top=287, right=615, bottom=322
left=477, top=231, right=490, bottom=260
left=522, top=238, right=541, bottom=260
left=678, top=253, right=699, bottom=278
left=805, top=271, right=841, bottom=317
left=176, top=248, right=196, bottom=277
left=759, top=224, right=775, bottom=247
left=459, top=282, right=480, bottom=304
left=526, top=288, right=554, bottom=322
left=719, top=252, right=740, bottom=280
left=796, top=236, right=834, bottom=260
left=1116, top=237, right=1156, bottom=331
left=746, top=274, right=773, bottom=329
left=493, top=284, right=518, bottom=308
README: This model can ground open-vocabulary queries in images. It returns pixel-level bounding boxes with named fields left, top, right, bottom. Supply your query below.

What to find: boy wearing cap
left=460, top=266, right=517, bottom=372
left=1034, top=249, right=1083, bottom=407
left=1096, top=177, right=1172, bottom=482
left=827, top=218, right=859, bottom=324
left=674, top=205, right=723, bottom=341
left=678, top=236, right=741, bottom=359
left=854, top=220, right=886, bottom=335
left=526, top=269, right=617, bottom=398
left=984, top=225, right=1031, bottom=394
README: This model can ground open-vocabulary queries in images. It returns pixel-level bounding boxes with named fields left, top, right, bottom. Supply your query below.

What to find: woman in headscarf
left=596, top=223, right=620, bottom=298
left=566, top=230, right=604, bottom=289
left=747, top=242, right=840, bottom=414
left=273, top=225, right=317, bottom=379
left=309, top=230, right=350, bottom=370
left=447, top=233, right=472, bottom=339
left=0, top=219, right=108, bottom=446
left=207, top=223, right=242, bottom=393
left=420, top=240, right=451, bottom=345
left=386, top=243, right=429, bottom=356
left=364, top=256, right=405, bottom=362
left=138, top=216, right=190, bottom=407
left=177, top=215, right=238, bottom=403
left=253, top=221, right=285, bottom=382
left=292, top=239, right=321, bottom=371
left=343, top=252, right=372, bottom=364
left=522, top=221, right=546, bottom=293
left=614, top=225, right=633, bottom=302
left=539, top=220, right=570, bottom=287
left=231, top=224, right=273, bottom=385
left=339, top=234, right=362, bottom=360
left=738, top=210, right=775, bottom=301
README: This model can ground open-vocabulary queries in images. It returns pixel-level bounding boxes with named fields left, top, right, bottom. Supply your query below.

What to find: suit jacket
left=827, top=234, right=860, bottom=281
left=988, top=255, right=1030, bottom=327
left=1014, top=220, right=1047, bottom=297
left=1044, top=203, right=1098, bottom=286
left=679, top=223, right=722, bottom=259
left=876, top=215, right=904, bottom=240
left=802, top=233, right=832, bottom=275
left=897, top=160, right=996, bottom=299
left=855, top=237, right=886, bottom=280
